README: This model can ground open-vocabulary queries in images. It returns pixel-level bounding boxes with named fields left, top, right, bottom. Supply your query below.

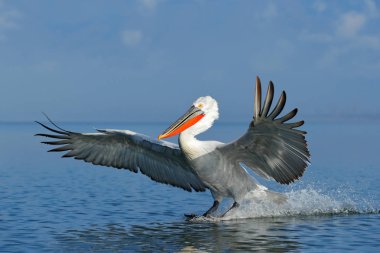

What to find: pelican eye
left=197, top=103, right=204, bottom=109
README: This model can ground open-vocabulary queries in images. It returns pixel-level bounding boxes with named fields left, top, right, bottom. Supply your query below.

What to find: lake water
left=0, top=120, right=379, bottom=252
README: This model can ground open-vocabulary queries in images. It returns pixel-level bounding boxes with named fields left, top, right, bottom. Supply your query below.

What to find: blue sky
left=0, top=0, right=379, bottom=123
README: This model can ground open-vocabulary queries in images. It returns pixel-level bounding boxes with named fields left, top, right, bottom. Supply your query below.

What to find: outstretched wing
left=218, top=77, right=310, bottom=184
left=35, top=118, right=206, bottom=192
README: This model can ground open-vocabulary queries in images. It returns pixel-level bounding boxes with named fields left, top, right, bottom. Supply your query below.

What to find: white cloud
left=121, top=30, right=143, bottom=47
left=333, top=4, right=380, bottom=49
left=0, top=3, right=21, bottom=41
left=298, top=1, right=380, bottom=73
left=336, top=11, right=366, bottom=37
left=334, top=1, right=378, bottom=39
left=304, top=1, right=379, bottom=44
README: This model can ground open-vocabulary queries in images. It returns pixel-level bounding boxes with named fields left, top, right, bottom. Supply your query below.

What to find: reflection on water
left=55, top=214, right=380, bottom=252
left=56, top=218, right=302, bottom=252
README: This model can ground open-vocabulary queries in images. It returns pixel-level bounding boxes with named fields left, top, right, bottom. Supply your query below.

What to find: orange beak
left=158, top=105, right=205, bottom=140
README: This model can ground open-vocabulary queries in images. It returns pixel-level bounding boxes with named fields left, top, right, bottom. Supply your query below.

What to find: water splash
left=190, top=187, right=378, bottom=222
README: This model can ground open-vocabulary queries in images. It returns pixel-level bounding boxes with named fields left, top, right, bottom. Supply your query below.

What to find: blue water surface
left=0, top=120, right=379, bottom=252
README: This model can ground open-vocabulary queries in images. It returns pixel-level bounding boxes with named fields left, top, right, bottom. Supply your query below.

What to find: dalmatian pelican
left=36, top=77, right=310, bottom=218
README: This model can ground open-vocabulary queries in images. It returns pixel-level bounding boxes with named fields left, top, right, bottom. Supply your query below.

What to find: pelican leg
left=202, top=200, right=220, bottom=217
left=221, top=202, right=240, bottom=217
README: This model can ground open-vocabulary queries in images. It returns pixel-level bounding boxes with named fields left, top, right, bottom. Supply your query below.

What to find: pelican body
left=36, top=77, right=310, bottom=217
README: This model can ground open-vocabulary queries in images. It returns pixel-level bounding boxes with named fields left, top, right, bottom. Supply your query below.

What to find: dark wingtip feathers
left=35, top=121, right=66, bottom=135
left=254, top=76, right=262, bottom=119
left=252, top=77, right=307, bottom=132
left=261, top=81, right=274, bottom=117
left=41, top=113, right=73, bottom=134
left=276, top=108, right=298, bottom=123
left=35, top=116, right=74, bottom=156
left=35, top=133, right=69, bottom=139
left=285, top=120, right=305, bottom=130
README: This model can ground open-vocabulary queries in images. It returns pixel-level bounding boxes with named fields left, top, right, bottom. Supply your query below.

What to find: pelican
left=36, top=77, right=310, bottom=218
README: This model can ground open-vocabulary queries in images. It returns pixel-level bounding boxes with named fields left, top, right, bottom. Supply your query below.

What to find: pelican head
left=158, top=96, right=219, bottom=140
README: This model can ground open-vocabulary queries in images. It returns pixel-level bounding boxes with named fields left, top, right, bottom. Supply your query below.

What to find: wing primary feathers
left=41, top=140, right=69, bottom=145
left=35, top=133, right=69, bottom=139
left=261, top=81, right=274, bottom=117
left=48, top=145, right=73, bottom=152
left=35, top=121, right=68, bottom=135
left=254, top=76, right=262, bottom=119
left=42, top=112, right=74, bottom=134
left=276, top=108, right=298, bottom=123
left=284, top=120, right=305, bottom=129
left=269, top=91, right=286, bottom=119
